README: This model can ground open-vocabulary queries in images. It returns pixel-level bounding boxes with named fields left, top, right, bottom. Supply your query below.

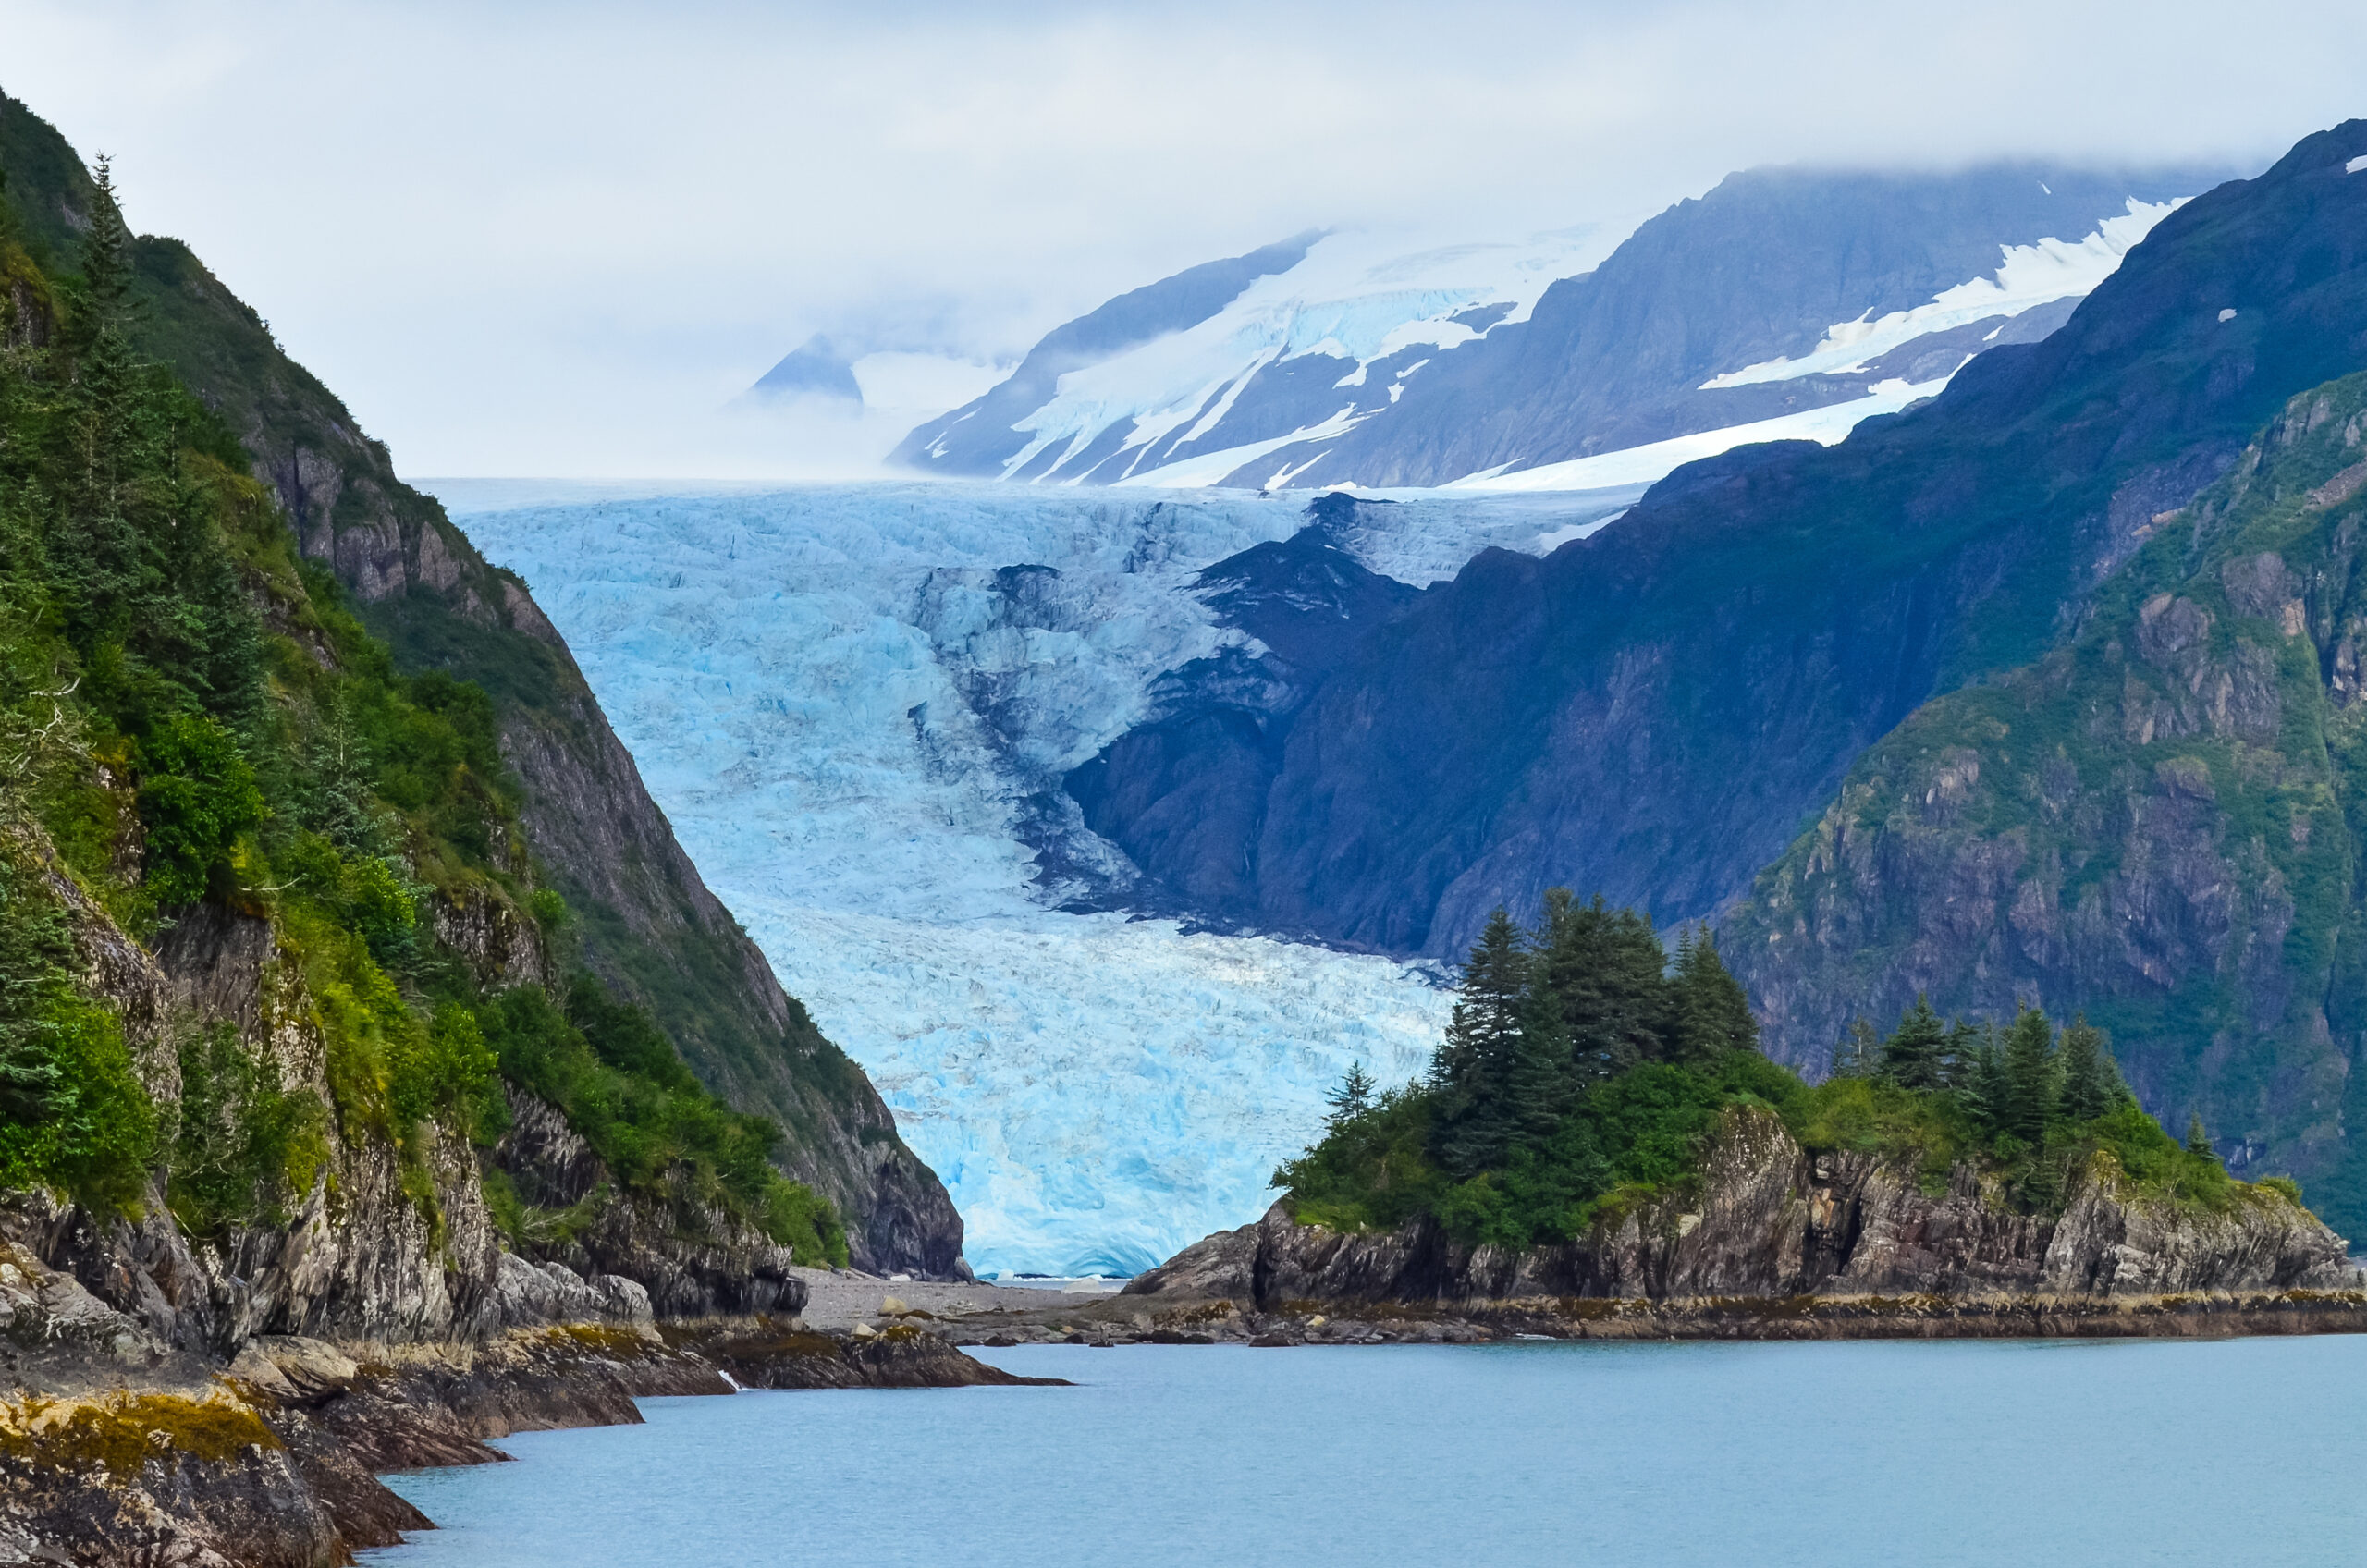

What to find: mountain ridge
left=0, top=90, right=964, bottom=1277
left=892, top=161, right=2233, bottom=493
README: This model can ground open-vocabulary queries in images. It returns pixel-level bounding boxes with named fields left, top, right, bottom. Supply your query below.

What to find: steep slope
left=0, top=92, right=963, bottom=1275
left=891, top=230, right=1325, bottom=478
left=1723, top=373, right=2367, bottom=1232
left=1281, top=164, right=2217, bottom=490
left=894, top=164, right=2224, bottom=491
left=1073, top=120, right=2367, bottom=966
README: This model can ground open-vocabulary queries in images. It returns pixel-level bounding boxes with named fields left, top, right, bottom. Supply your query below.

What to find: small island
left=1108, top=896, right=2361, bottom=1341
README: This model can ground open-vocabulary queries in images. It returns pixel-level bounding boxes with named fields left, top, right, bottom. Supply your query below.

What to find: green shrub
left=135, top=711, right=264, bottom=904
left=476, top=981, right=848, bottom=1265
left=167, top=1021, right=325, bottom=1234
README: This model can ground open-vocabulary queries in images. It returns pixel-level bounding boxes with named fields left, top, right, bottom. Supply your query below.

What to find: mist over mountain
left=893, top=162, right=2237, bottom=493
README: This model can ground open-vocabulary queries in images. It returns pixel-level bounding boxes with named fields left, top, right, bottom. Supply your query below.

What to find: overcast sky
left=4, top=0, right=2362, bottom=477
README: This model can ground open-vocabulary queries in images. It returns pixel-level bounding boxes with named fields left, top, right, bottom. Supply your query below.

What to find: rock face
left=0, top=91, right=964, bottom=1279
left=493, top=1088, right=810, bottom=1319
left=1126, top=1109, right=2353, bottom=1309
left=1725, top=374, right=2367, bottom=1234
left=1079, top=122, right=2367, bottom=971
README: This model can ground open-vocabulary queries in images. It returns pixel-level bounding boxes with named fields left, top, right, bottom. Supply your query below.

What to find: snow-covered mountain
left=892, top=163, right=2236, bottom=492
left=435, top=480, right=1630, bottom=1276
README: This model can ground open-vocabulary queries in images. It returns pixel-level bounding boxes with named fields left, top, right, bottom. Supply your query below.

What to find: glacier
left=429, top=479, right=1630, bottom=1277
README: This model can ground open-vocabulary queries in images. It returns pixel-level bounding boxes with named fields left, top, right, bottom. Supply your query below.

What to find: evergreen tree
left=1956, top=1021, right=2007, bottom=1136
left=2055, top=1015, right=2119, bottom=1122
left=1536, top=890, right=1669, bottom=1082
left=1667, top=925, right=1759, bottom=1064
left=1325, top=1062, right=1375, bottom=1125
left=1829, top=1019, right=1880, bottom=1079
left=1997, top=1006, right=2059, bottom=1145
left=1881, top=995, right=1948, bottom=1091
left=1430, top=907, right=1534, bottom=1176
left=2185, top=1114, right=2217, bottom=1161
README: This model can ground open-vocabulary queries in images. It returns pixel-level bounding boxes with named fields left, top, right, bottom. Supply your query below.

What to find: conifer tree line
left=1282, top=889, right=2256, bottom=1246
left=1424, top=893, right=1759, bottom=1177
left=1827, top=996, right=2158, bottom=1152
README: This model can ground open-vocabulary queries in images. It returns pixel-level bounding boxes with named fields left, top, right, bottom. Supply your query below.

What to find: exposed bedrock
left=1126, top=1109, right=2352, bottom=1309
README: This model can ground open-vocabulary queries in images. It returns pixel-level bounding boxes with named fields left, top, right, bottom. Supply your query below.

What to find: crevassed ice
left=444, top=481, right=1625, bottom=1276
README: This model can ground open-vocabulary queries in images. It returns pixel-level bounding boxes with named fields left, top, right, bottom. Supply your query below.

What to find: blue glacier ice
left=431, top=480, right=1625, bottom=1275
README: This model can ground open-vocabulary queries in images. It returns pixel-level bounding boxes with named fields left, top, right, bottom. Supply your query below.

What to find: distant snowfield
left=987, top=222, right=1631, bottom=486
left=1448, top=376, right=1949, bottom=493
left=1699, top=199, right=2181, bottom=390
left=426, top=480, right=1629, bottom=1276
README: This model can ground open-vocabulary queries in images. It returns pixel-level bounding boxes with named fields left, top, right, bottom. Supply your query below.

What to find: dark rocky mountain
left=890, top=230, right=1320, bottom=477
left=1066, top=494, right=1420, bottom=920
left=894, top=165, right=2229, bottom=490
left=0, top=92, right=963, bottom=1277
left=1068, top=122, right=2367, bottom=1210
left=745, top=332, right=863, bottom=404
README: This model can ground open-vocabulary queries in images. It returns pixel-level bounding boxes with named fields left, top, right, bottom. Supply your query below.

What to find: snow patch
left=1110, top=406, right=1371, bottom=489
left=1448, top=377, right=1946, bottom=493
left=1700, top=200, right=2180, bottom=389
left=2348, top=155, right=2367, bottom=175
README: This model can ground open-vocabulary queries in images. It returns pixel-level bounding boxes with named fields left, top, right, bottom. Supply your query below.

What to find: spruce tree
left=1668, top=925, right=1758, bottom=1064
left=1326, top=1062, right=1375, bottom=1124
left=1997, top=1007, right=2059, bottom=1145
left=1956, top=1021, right=2007, bottom=1137
left=2185, top=1114, right=2217, bottom=1161
left=1537, top=891, right=1669, bottom=1081
left=1882, top=995, right=1948, bottom=1092
left=1830, top=1019, right=1880, bottom=1079
left=2055, top=1015, right=2119, bottom=1123
left=1431, top=907, right=1533, bottom=1176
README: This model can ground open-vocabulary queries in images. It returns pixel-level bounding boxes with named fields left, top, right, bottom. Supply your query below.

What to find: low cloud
left=3, top=0, right=2354, bottom=475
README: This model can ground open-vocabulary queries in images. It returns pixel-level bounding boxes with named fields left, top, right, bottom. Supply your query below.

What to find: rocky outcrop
left=492, top=1087, right=810, bottom=1319
left=1725, top=374, right=2367, bottom=1229
left=0, top=90, right=964, bottom=1280
left=1126, top=1108, right=2354, bottom=1312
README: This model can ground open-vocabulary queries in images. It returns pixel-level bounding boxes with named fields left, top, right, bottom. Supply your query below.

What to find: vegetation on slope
left=1282, top=894, right=2262, bottom=1250
left=0, top=92, right=947, bottom=1271
left=1726, top=370, right=2367, bottom=1241
left=0, top=157, right=845, bottom=1264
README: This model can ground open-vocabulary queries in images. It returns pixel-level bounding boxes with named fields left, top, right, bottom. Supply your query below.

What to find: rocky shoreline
left=0, top=1231, right=1054, bottom=1566
left=900, top=1105, right=2367, bottom=1351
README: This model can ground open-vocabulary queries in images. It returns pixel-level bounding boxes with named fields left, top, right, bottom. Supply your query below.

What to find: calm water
left=359, top=1339, right=2366, bottom=1566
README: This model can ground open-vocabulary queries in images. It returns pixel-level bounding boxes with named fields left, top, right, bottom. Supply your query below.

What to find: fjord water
left=362, top=1339, right=2366, bottom=1566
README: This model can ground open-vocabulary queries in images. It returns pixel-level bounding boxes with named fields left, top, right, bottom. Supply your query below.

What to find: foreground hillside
left=0, top=92, right=963, bottom=1276
left=1728, top=371, right=2367, bottom=1234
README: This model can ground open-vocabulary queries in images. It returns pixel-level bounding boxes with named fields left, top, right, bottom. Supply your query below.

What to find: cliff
left=1075, top=120, right=2367, bottom=969
left=0, top=90, right=961, bottom=1277
left=1725, top=372, right=2367, bottom=1235
left=0, top=88, right=1012, bottom=1566
left=1128, top=1106, right=2354, bottom=1314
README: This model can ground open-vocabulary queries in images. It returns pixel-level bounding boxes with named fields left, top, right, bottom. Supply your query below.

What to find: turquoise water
left=360, top=1339, right=2367, bottom=1566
